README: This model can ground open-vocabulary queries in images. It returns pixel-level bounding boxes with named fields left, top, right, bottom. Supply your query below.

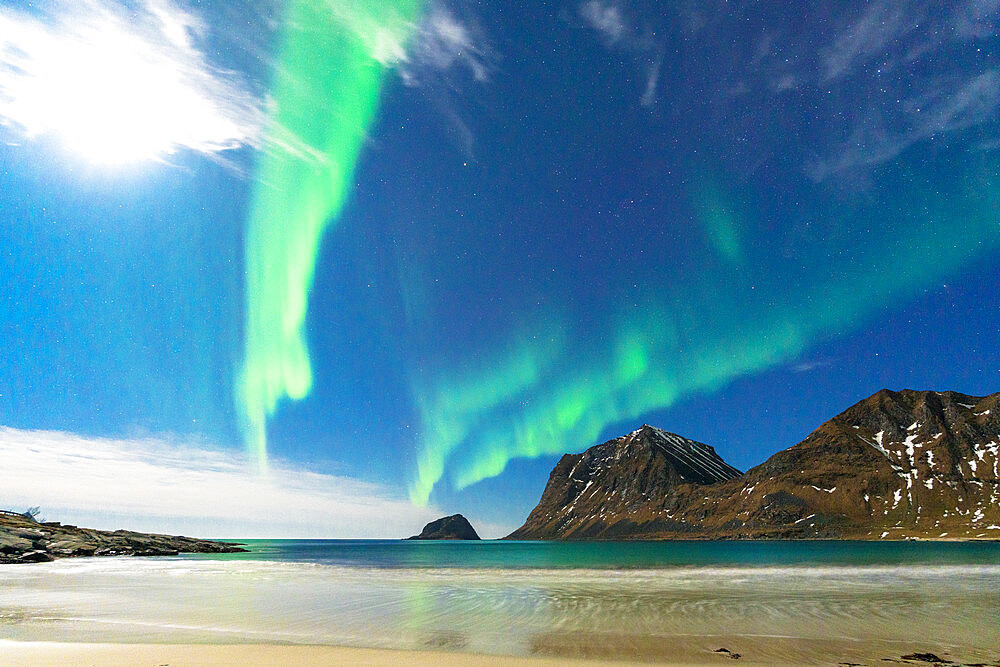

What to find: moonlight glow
left=0, top=0, right=262, bottom=164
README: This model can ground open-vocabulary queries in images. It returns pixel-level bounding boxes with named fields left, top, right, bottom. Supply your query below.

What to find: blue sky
left=1, top=0, right=998, bottom=537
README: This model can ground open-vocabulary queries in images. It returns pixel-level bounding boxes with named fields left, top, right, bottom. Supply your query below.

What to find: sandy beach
left=5, top=639, right=995, bottom=666
left=2, top=550, right=997, bottom=666
left=0, top=642, right=760, bottom=667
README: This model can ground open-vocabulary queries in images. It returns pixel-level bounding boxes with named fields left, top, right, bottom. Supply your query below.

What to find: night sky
left=1, top=0, right=998, bottom=536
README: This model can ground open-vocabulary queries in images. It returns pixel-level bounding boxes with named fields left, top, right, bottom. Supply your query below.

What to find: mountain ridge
left=507, top=388, right=1000, bottom=540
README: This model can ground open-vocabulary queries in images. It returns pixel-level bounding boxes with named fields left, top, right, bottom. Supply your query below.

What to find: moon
left=0, top=1, right=261, bottom=165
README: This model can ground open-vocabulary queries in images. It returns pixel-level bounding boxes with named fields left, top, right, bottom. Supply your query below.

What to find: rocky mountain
left=508, top=389, right=1000, bottom=540
left=507, top=426, right=742, bottom=539
left=0, top=512, right=247, bottom=563
left=407, top=513, right=481, bottom=540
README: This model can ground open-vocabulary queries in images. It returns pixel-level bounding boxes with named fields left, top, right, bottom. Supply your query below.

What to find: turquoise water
left=199, top=538, right=1000, bottom=569
left=2, top=540, right=998, bottom=663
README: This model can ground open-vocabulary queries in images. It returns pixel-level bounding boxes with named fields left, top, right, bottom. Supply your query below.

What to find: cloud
left=579, top=0, right=627, bottom=44
left=806, top=69, right=1000, bottom=182
left=577, top=1, right=662, bottom=107
left=0, top=427, right=448, bottom=539
left=952, top=0, right=1000, bottom=39
left=641, top=54, right=663, bottom=107
left=0, top=0, right=265, bottom=163
left=320, top=1, right=491, bottom=160
left=401, top=7, right=492, bottom=84
left=789, top=358, right=835, bottom=373
left=739, top=0, right=1000, bottom=182
left=328, top=2, right=492, bottom=85
left=820, top=3, right=911, bottom=83
left=390, top=4, right=495, bottom=158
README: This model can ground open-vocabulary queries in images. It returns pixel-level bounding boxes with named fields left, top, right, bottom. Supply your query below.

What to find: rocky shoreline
left=0, top=511, right=246, bottom=564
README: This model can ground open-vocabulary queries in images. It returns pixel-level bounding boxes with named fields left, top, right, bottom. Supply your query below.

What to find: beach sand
left=3, top=639, right=992, bottom=666
left=0, top=642, right=741, bottom=666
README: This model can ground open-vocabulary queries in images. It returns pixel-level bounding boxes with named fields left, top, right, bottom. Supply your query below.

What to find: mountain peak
left=625, top=425, right=742, bottom=485
left=506, top=425, right=741, bottom=539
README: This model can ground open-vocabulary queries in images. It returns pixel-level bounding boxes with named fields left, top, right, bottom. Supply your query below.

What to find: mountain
left=507, top=389, right=1000, bottom=540
left=0, top=511, right=247, bottom=563
left=407, top=514, right=481, bottom=540
left=507, top=426, right=741, bottom=539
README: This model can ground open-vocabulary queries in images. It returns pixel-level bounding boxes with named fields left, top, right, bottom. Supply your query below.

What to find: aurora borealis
left=2, top=0, right=1000, bottom=535
left=408, top=157, right=1000, bottom=503
left=238, top=0, right=423, bottom=466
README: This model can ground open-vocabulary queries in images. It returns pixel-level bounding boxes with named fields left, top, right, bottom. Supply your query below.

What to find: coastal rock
left=0, top=533, right=34, bottom=554
left=0, top=511, right=247, bottom=564
left=407, top=514, right=481, bottom=540
left=508, top=389, right=1000, bottom=540
left=18, top=550, right=54, bottom=563
left=714, top=648, right=742, bottom=660
left=900, top=653, right=951, bottom=663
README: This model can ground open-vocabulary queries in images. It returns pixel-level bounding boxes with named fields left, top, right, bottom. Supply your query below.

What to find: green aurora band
left=239, top=0, right=423, bottom=466
left=408, top=157, right=1000, bottom=505
left=232, top=3, right=999, bottom=503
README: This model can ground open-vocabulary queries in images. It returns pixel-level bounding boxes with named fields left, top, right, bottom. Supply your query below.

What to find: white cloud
left=0, top=0, right=265, bottom=164
left=744, top=0, right=1000, bottom=182
left=820, top=3, right=911, bottom=83
left=402, top=7, right=491, bottom=84
left=579, top=0, right=627, bottom=45
left=641, top=54, right=663, bottom=107
left=806, top=69, right=1000, bottom=182
left=790, top=358, right=835, bottom=374
left=578, top=1, right=661, bottom=107
left=325, top=2, right=491, bottom=85
left=952, top=0, right=1000, bottom=39
left=0, top=427, right=447, bottom=539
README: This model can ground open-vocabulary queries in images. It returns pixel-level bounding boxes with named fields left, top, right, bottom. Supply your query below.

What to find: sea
left=1, top=540, right=998, bottom=663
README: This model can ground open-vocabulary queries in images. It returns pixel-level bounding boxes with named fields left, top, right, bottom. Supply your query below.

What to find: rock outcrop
left=0, top=511, right=247, bottom=563
left=407, top=514, right=481, bottom=540
left=508, top=389, right=1000, bottom=540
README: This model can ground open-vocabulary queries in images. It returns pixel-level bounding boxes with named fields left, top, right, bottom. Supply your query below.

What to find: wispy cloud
left=324, top=1, right=492, bottom=160
left=641, top=53, right=663, bottom=107
left=0, top=427, right=448, bottom=539
left=401, top=7, right=492, bottom=84
left=577, top=0, right=662, bottom=107
left=952, top=0, right=1000, bottom=39
left=0, top=0, right=265, bottom=163
left=820, top=3, right=912, bottom=83
left=789, top=358, right=835, bottom=374
left=579, top=0, right=627, bottom=45
left=749, top=0, right=1000, bottom=182
left=806, top=69, right=1000, bottom=182
left=330, top=2, right=493, bottom=85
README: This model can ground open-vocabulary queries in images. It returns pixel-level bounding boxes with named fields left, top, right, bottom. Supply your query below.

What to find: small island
left=407, top=514, right=480, bottom=540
